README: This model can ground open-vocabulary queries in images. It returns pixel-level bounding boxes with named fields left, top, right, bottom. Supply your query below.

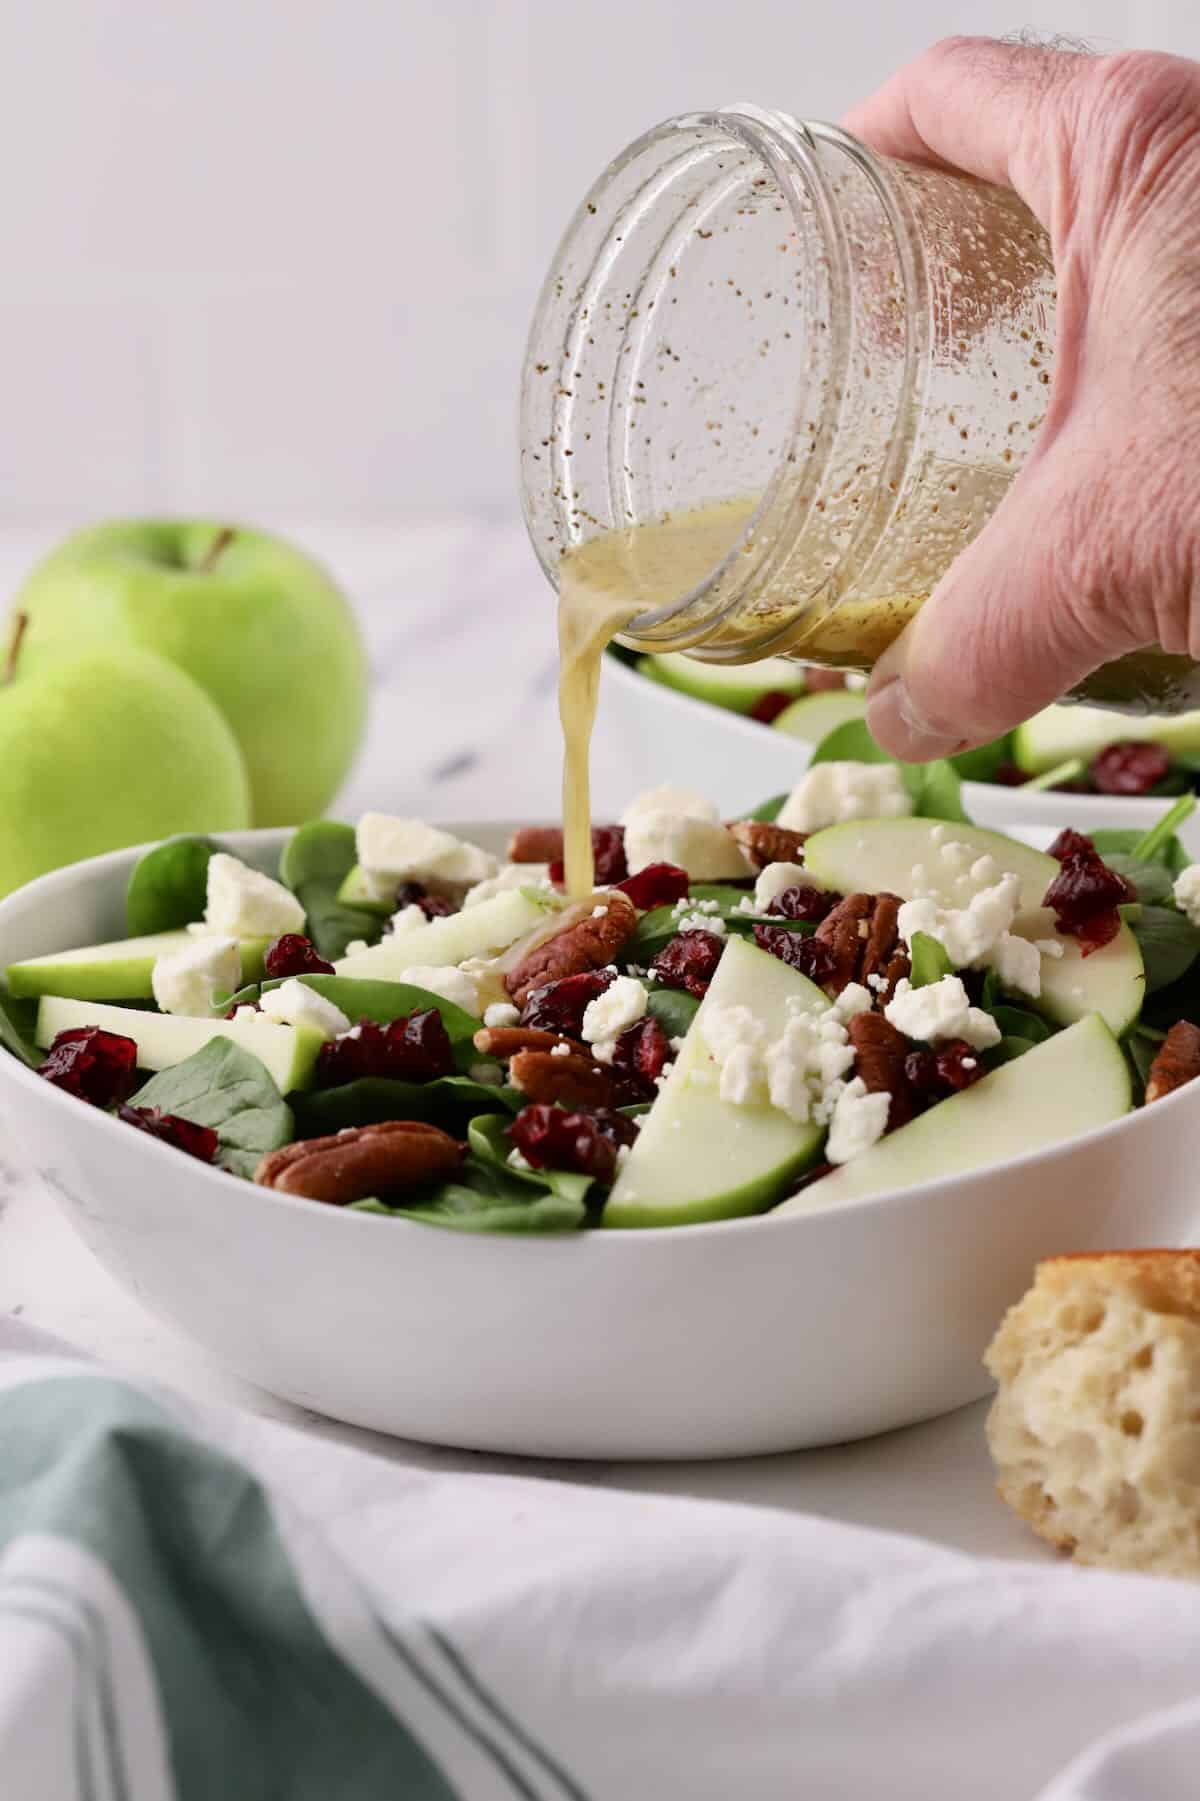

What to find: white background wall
left=0, top=0, right=1192, bottom=525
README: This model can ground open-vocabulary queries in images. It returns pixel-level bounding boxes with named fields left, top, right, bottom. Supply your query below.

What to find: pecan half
left=727, top=820, right=808, bottom=872
left=508, top=1048, right=618, bottom=1109
left=472, top=1025, right=583, bottom=1059
left=507, top=825, right=564, bottom=863
left=255, top=1121, right=463, bottom=1204
left=1145, top=1019, right=1200, bottom=1104
left=505, top=891, right=638, bottom=1006
left=814, top=892, right=909, bottom=1000
left=847, top=1012, right=915, bottom=1130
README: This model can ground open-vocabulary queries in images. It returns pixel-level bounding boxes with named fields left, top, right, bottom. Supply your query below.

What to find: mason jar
left=520, top=105, right=1196, bottom=711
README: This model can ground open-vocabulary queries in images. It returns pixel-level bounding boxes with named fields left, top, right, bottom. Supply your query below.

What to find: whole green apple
left=12, top=521, right=368, bottom=826
left=0, top=634, right=251, bottom=900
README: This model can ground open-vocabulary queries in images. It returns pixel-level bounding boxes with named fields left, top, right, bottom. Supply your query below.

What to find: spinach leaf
left=262, top=975, right=480, bottom=1045
left=1132, top=794, right=1196, bottom=867
left=1100, top=853, right=1176, bottom=907
left=278, top=820, right=382, bottom=961
left=990, top=1003, right=1052, bottom=1045
left=809, top=719, right=891, bottom=768
left=646, top=988, right=700, bottom=1039
left=129, top=1037, right=293, bottom=1180
left=950, top=735, right=1014, bottom=784
left=1130, top=905, right=1200, bottom=994
left=1125, top=1026, right=1165, bottom=1102
left=0, top=986, right=39, bottom=1068
left=291, top=1074, right=518, bottom=1137
left=125, top=835, right=222, bottom=936
left=222, top=982, right=261, bottom=1013
left=909, top=932, right=952, bottom=988
left=468, top=1113, right=595, bottom=1205
left=746, top=793, right=786, bottom=823
left=350, top=1164, right=586, bottom=1233
left=626, top=886, right=811, bottom=961
left=985, top=1036, right=1038, bottom=1069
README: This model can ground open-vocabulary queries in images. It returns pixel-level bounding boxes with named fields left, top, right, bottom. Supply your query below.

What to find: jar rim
left=519, top=108, right=927, bottom=652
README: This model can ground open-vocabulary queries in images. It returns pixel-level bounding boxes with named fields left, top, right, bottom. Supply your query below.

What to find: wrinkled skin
left=853, top=39, right=1200, bottom=758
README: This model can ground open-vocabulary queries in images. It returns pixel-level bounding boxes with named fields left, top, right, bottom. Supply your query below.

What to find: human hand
left=847, top=37, right=1200, bottom=758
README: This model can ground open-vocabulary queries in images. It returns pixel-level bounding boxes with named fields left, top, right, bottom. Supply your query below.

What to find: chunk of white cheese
left=825, top=1078, right=891, bottom=1165
left=398, top=964, right=481, bottom=1016
left=884, top=975, right=1001, bottom=1050
left=204, top=853, right=306, bottom=940
left=624, top=812, right=750, bottom=881
left=152, top=935, right=241, bottom=1018
left=388, top=903, right=428, bottom=937
left=463, top=864, right=552, bottom=908
left=356, top=814, right=496, bottom=901
left=753, top=861, right=809, bottom=913
left=620, top=784, right=720, bottom=826
left=1174, top=863, right=1200, bottom=928
left=581, top=976, right=648, bottom=1061
left=776, top=763, right=912, bottom=834
left=483, top=1001, right=521, bottom=1029
left=260, top=978, right=351, bottom=1038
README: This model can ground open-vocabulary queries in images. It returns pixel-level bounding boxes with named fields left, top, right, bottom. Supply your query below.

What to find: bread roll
left=985, top=1251, right=1200, bottom=1577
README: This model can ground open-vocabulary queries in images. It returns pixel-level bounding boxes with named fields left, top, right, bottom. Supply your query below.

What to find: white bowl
left=3, top=828, right=1199, bottom=1459
left=602, top=653, right=1200, bottom=853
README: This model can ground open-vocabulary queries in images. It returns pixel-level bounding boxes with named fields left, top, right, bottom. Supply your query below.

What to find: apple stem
left=198, top=527, right=235, bottom=574
left=3, top=611, right=28, bottom=686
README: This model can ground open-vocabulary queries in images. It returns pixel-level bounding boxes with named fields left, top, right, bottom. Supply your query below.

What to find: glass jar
left=520, top=105, right=1196, bottom=711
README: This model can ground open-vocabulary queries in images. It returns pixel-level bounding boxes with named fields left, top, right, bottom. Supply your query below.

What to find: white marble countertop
left=0, top=519, right=1042, bottom=1565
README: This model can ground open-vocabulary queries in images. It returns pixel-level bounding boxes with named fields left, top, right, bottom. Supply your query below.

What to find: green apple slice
left=334, top=888, right=553, bottom=980
left=803, top=816, right=1144, bottom=1035
left=336, top=865, right=392, bottom=915
left=603, top=936, right=827, bottom=1229
left=1013, top=702, right=1200, bottom=774
left=7, top=931, right=269, bottom=1003
left=638, top=651, right=808, bottom=715
left=778, top=1014, right=1131, bottom=1214
left=35, top=995, right=323, bottom=1092
left=771, top=689, right=867, bottom=742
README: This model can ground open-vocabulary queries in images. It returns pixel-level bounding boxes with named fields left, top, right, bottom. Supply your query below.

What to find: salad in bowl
left=5, top=752, right=1200, bottom=1236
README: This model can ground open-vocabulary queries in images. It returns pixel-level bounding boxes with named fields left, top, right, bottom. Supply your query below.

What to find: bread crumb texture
left=985, top=1252, right=1200, bottom=1578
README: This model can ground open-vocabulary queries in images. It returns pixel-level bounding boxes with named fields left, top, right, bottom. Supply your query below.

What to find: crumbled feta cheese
left=260, top=978, right=351, bottom=1038
left=825, top=1078, right=891, bottom=1164
left=388, top=903, right=427, bottom=937
left=398, top=965, right=481, bottom=1015
left=718, top=1042, right=769, bottom=1106
left=669, top=1036, right=687, bottom=1053
left=911, top=864, right=930, bottom=897
left=939, top=840, right=975, bottom=874
left=674, top=912, right=728, bottom=938
left=830, top=982, right=873, bottom=1022
left=463, top=863, right=551, bottom=908
left=204, top=854, right=305, bottom=940
left=1174, top=863, right=1200, bottom=927
left=620, top=783, right=720, bottom=826
left=969, top=855, right=998, bottom=887
left=152, top=935, right=241, bottom=1017
left=232, top=1004, right=259, bottom=1023
left=1036, top=939, right=1065, bottom=960
left=989, top=932, right=1043, bottom=998
left=624, top=811, right=751, bottom=880
left=581, top=975, right=648, bottom=1050
left=356, top=814, right=496, bottom=901
left=549, top=1042, right=571, bottom=1059
left=775, top=762, right=912, bottom=834
left=897, top=873, right=1021, bottom=968
left=753, top=861, right=808, bottom=912
left=961, top=1056, right=977, bottom=1070
left=483, top=1001, right=520, bottom=1029
left=343, top=940, right=369, bottom=958
left=884, top=976, right=1001, bottom=1050
left=865, top=973, right=888, bottom=993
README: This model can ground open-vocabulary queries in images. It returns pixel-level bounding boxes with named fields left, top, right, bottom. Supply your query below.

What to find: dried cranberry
left=1090, top=741, right=1172, bottom=796
left=521, top=970, right=615, bottom=1035
left=934, top=1040, right=986, bottom=1092
left=117, top=1105, right=219, bottom=1162
left=264, top=933, right=335, bottom=979
left=548, top=825, right=627, bottom=888
left=903, top=1047, right=941, bottom=1102
left=316, top=1009, right=455, bottom=1086
left=38, top=1027, right=138, bottom=1108
left=651, top=929, right=726, bottom=997
left=608, top=1015, right=671, bottom=1100
left=992, top=761, right=1030, bottom=787
left=752, top=924, right=838, bottom=987
left=1048, top=828, right=1097, bottom=862
left=767, top=884, right=839, bottom=923
left=1042, top=848, right=1134, bottom=956
left=615, top=862, right=690, bottom=910
left=509, top=1103, right=635, bottom=1181
left=749, top=689, right=795, bottom=725
left=393, top=881, right=456, bottom=920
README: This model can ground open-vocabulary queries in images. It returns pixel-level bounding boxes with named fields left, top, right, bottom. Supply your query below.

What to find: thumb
left=864, top=462, right=1137, bottom=760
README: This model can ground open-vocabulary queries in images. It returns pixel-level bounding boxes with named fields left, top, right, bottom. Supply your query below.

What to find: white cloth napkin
left=3, top=1313, right=1200, bottom=1801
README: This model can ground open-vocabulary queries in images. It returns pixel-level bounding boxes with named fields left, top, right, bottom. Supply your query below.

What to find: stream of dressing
left=556, top=501, right=758, bottom=896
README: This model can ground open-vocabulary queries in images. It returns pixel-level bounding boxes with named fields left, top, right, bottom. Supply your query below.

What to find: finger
left=841, top=35, right=1089, bottom=214
left=864, top=462, right=1137, bottom=760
